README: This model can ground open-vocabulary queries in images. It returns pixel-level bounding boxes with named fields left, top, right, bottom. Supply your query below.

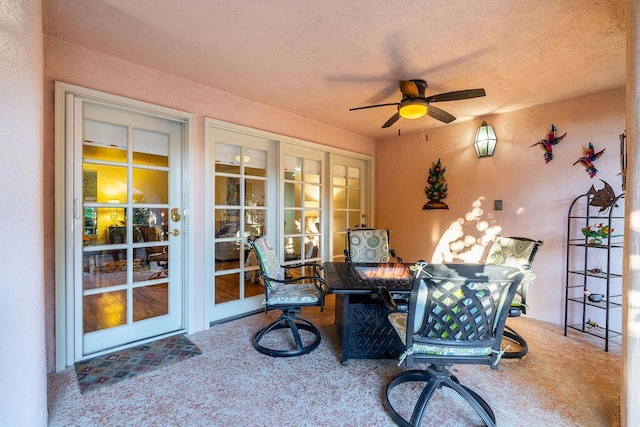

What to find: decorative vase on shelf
left=581, top=223, right=612, bottom=245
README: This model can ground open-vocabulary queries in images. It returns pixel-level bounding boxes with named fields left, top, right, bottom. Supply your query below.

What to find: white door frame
left=54, top=82, right=195, bottom=371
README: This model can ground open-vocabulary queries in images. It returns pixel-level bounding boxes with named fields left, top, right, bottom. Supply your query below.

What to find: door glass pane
left=284, top=182, right=302, bottom=207
left=215, top=143, right=241, bottom=174
left=215, top=273, right=240, bottom=304
left=305, top=184, right=321, bottom=208
left=83, top=164, right=127, bottom=203
left=245, top=179, right=266, bottom=206
left=348, top=188, right=360, bottom=209
left=132, top=168, right=168, bottom=204
left=349, top=211, right=362, bottom=229
left=215, top=209, right=240, bottom=236
left=133, top=128, right=169, bottom=167
left=147, top=245, right=169, bottom=272
left=133, top=283, right=168, bottom=321
left=215, top=242, right=240, bottom=269
left=245, top=148, right=266, bottom=177
left=333, top=165, right=346, bottom=186
left=82, top=250, right=127, bottom=289
left=333, top=211, right=346, bottom=232
left=284, top=156, right=302, bottom=180
left=285, top=236, right=302, bottom=261
left=333, top=187, right=346, bottom=209
left=83, top=119, right=127, bottom=163
left=304, top=159, right=321, bottom=183
left=84, top=207, right=122, bottom=246
left=245, top=209, right=265, bottom=236
left=284, top=210, right=301, bottom=234
left=333, top=234, right=346, bottom=258
left=215, top=176, right=240, bottom=206
left=304, top=211, right=321, bottom=234
left=305, top=235, right=320, bottom=259
left=245, top=273, right=263, bottom=298
left=348, top=167, right=360, bottom=188
left=83, top=290, right=127, bottom=333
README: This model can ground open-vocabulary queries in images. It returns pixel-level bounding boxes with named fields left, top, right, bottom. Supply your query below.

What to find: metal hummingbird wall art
left=573, top=142, right=605, bottom=178
left=531, top=124, right=567, bottom=163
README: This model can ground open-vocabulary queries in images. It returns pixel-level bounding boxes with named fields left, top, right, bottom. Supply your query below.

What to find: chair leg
left=384, top=366, right=496, bottom=427
left=253, top=310, right=321, bottom=357
left=502, top=324, right=529, bottom=359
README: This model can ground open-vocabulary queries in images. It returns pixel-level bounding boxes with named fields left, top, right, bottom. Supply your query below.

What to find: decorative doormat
left=74, top=334, right=202, bottom=394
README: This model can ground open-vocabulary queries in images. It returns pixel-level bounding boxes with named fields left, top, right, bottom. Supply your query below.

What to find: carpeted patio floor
left=48, top=294, right=621, bottom=426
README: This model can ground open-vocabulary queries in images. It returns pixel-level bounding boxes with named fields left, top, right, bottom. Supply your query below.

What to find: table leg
left=335, top=293, right=350, bottom=365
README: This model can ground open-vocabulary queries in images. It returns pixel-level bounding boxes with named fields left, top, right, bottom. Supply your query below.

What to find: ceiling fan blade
left=426, top=88, right=486, bottom=103
left=350, top=102, right=399, bottom=111
left=382, top=112, right=401, bottom=128
left=427, top=105, right=456, bottom=123
left=399, top=80, right=419, bottom=97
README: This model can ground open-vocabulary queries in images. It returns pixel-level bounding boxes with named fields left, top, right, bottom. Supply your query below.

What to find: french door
left=207, top=125, right=275, bottom=322
left=330, top=155, right=368, bottom=261
left=64, top=91, right=189, bottom=360
left=281, top=145, right=324, bottom=267
left=205, top=120, right=371, bottom=323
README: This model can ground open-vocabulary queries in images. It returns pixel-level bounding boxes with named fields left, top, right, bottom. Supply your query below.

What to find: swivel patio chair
left=344, top=228, right=402, bottom=263
left=484, top=236, right=543, bottom=358
left=382, top=261, right=523, bottom=427
left=247, top=235, right=325, bottom=357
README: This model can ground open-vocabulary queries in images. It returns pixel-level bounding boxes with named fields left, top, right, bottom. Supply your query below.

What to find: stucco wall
left=0, top=0, right=47, bottom=424
left=376, top=88, right=625, bottom=326
left=43, top=35, right=375, bottom=371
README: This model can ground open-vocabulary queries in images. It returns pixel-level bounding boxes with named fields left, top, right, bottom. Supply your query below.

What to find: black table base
left=323, top=262, right=411, bottom=365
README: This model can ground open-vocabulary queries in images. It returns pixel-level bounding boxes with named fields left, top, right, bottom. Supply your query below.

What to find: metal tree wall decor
left=423, top=159, right=449, bottom=210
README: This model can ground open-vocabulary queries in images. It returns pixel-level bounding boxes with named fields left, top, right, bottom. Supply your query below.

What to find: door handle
left=168, top=229, right=180, bottom=236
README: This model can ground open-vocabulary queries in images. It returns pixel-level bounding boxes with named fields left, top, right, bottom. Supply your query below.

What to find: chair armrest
left=389, top=249, right=403, bottom=263
left=261, top=270, right=326, bottom=294
left=379, top=286, right=396, bottom=311
left=282, top=262, right=324, bottom=282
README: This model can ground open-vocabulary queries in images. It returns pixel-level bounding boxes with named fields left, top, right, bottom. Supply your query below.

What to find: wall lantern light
left=474, top=121, right=497, bottom=157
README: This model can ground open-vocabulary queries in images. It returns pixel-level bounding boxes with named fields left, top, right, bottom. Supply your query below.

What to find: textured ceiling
left=43, top=0, right=627, bottom=139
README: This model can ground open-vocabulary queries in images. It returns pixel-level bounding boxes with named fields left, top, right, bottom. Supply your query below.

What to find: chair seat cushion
left=388, top=312, right=493, bottom=357
left=267, top=283, right=322, bottom=304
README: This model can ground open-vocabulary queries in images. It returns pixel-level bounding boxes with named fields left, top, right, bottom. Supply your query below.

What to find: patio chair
left=344, top=228, right=402, bottom=263
left=382, top=261, right=523, bottom=427
left=247, top=235, right=325, bottom=357
left=484, top=236, right=543, bottom=358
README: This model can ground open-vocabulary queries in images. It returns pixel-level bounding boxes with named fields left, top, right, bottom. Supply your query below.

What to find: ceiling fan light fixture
left=398, top=100, right=428, bottom=119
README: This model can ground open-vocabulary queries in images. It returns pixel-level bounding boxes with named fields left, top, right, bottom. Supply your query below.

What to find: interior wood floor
left=83, top=255, right=319, bottom=333
left=83, top=259, right=267, bottom=333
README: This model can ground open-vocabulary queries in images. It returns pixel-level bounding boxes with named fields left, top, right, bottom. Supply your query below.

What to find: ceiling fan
left=349, top=79, right=486, bottom=128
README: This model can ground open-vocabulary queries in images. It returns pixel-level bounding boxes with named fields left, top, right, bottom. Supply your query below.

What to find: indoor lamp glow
left=474, top=121, right=497, bottom=157
left=398, top=100, right=428, bottom=119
